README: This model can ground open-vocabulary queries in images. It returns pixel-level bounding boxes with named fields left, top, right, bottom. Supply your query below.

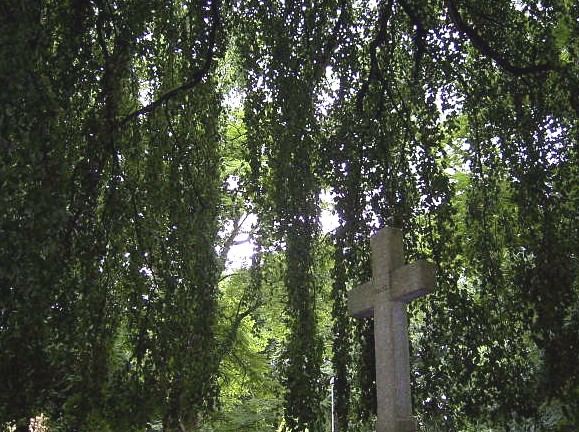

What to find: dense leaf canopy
left=1, top=0, right=577, bottom=431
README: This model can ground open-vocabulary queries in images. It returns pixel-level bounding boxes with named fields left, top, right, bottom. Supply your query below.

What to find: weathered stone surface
left=347, top=227, right=435, bottom=432
left=390, top=261, right=436, bottom=303
left=348, top=281, right=375, bottom=318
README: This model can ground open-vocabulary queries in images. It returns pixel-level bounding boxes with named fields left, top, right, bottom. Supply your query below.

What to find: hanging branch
left=356, top=0, right=394, bottom=111
left=313, top=0, right=349, bottom=81
left=445, top=0, right=558, bottom=76
left=118, top=0, right=221, bottom=126
left=398, top=0, right=428, bottom=81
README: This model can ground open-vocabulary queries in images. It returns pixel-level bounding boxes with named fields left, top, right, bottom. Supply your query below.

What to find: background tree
left=1, top=0, right=577, bottom=431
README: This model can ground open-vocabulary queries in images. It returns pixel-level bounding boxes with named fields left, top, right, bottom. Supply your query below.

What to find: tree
left=1, top=0, right=577, bottom=430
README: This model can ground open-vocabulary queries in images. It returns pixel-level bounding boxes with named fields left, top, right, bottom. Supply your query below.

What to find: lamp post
left=330, top=376, right=335, bottom=432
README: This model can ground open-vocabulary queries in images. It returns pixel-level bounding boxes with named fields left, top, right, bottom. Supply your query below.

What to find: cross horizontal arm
left=390, top=261, right=436, bottom=303
left=347, top=281, right=375, bottom=318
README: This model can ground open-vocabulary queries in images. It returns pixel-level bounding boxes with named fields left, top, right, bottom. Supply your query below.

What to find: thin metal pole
left=330, top=377, right=335, bottom=432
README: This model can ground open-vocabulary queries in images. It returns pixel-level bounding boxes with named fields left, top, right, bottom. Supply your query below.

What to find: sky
left=225, top=189, right=340, bottom=269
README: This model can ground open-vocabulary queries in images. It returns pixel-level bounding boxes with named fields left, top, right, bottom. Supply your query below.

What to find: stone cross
left=348, top=227, right=435, bottom=432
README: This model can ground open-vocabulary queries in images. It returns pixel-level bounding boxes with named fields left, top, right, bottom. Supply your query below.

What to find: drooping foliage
left=1, top=1, right=223, bottom=430
left=1, top=0, right=578, bottom=431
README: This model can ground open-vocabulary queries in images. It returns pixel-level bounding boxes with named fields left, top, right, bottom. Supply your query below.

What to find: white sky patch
left=224, top=88, right=244, bottom=110
left=139, top=265, right=153, bottom=278
left=225, top=190, right=341, bottom=270
left=320, top=188, right=340, bottom=234
left=435, top=86, right=464, bottom=124
left=225, top=213, right=257, bottom=270
left=319, top=66, right=341, bottom=114
left=138, top=81, right=152, bottom=106
left=136, top=31, right=154, bottom=107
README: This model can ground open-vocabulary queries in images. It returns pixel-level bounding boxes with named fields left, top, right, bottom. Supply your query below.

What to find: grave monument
left=348, top=227, right=436, bottom=432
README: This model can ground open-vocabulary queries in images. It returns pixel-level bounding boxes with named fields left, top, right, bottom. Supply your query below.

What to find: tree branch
left=219, top=271, right=241, bottom=283
left=314, top=0, right=349, bottom=81
left=118, top=0, right=221, bottom=126
left=445, top=0, right=558, bottom=76
left=219, top=212, right=251, bottom=266
left=219, top=301, right=261, bottom=358
left=356, top=0, right=394, bottom=111
left=398, top=0, right=428, bottom=81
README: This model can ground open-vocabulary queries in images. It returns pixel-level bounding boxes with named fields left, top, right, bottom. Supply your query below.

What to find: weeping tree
left=1, top=1, right=224, bottom=430
left=1, top=0, right=578, bottom=431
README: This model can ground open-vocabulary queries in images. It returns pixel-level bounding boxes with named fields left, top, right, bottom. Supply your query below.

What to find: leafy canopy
left=0, top=0, right=577, bottom=431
